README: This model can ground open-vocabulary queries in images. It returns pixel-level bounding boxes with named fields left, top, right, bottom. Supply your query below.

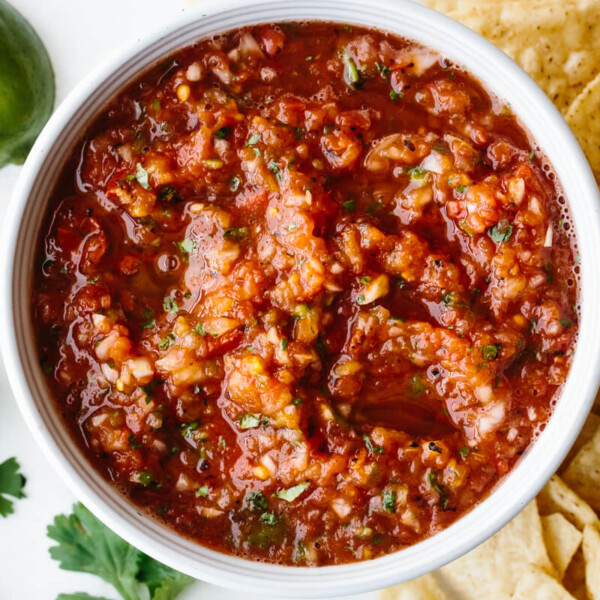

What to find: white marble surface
left=0, top=1, right=377, bottom=598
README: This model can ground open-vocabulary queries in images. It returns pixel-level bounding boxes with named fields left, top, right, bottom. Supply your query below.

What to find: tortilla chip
left=511, top=565, right=576, bottom=600
left=537, top=475, right=600, bottom=530
left=562, top=424, right=600, bottom=511
left=563, top=548, right=587, bottom=600
left=582, top=525, right=600, bottom=600
left=541, top=513, right=583, bottom=578
left=424, top=0, right=600, bottom=112
left=561, top=412, right=600, bottom=471
left=434, top=500, right=555, bottom=600
left=565, top=73, right=600, bottom=182
left=379, top=573, right=450, bottom=600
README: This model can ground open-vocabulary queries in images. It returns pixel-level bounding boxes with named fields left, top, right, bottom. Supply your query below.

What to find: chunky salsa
left=32, top=22, right=579, bottom=565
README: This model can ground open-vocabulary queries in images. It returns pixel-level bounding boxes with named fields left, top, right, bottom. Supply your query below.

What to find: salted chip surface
left=424, top=0, right=600, bottom=112
left=537, top=475, right=600, bottom=530
left=511, top=565, right=576, bottom=600
left=562, top=424, right=600, bottom=511
left=435, top=500, right=554, bottom=600
left=582, top=525, right=600, bottom=600
left=566, top=72, right=600, bottom=182
left=541, top=513, right=583, bottom=578
left=379, top=573, right=450, bottom=600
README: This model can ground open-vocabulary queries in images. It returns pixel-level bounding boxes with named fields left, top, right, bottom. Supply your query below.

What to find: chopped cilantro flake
left=195, top=485, right=210, bottom=497
left=488, top=220, right=513, bottom=243
left=481, top=345, right=499, bottom=361
left=134, top=162, right=151, bottom=190
left=158, top=333, right=176, bottom=350
left=214, top=126, right=232, bottom=140
left=342, top=199, right=356, bottom=213
left=163, top=296, right=179, bottom=315
left=260, top=512, right=279, bottom=525
left=247, top=491, right=268, bottom=511
left=175, top=238, right=196, bottom=254
left=223, top=227, right=248, bottom=241
left=382, top=490, right=396, bottom=513
left=238, top=413, right=261, bottom=429
left=363, top=434, right=385, bottom=455
left=273, top=482, right=309, bottom=502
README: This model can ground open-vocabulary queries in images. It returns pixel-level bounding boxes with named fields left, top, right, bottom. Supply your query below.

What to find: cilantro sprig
left=0, top=457, right=26, bottom=517
left=48, top=503, right=194, bottom=600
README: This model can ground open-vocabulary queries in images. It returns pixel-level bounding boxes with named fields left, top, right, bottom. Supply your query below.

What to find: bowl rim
left=3, top=0, right=600, bottom=597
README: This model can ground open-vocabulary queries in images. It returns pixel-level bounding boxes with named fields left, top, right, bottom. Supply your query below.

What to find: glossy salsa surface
left=32, top=22, right=579, bottom=565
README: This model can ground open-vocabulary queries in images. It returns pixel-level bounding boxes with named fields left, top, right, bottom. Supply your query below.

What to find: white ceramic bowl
left=3, top=0, right=600, bottom=597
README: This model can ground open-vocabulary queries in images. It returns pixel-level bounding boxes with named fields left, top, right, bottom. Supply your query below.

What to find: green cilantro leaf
left=48, top=503, right=194, bottom=600
left=273, top=482, right=309, bottom=502
left=481, top=344, right=499, bottom=361
left=375, top=61, right=391, bottom=78
left=158, top=333, right=176, bottom=350
left=137, top=554, right=194, bottom=600
left=382, top=490, right=396, bottom=513
left=214, top=126, right=232, bottom=140
left=0, top=457, right=26, bottom=518
left=390, top=89, right=401, bottom=102
left=247, top=491, right=269, bottom=511
left=48, top=503, right=142, bottom=600
left=428, top=471, right=449, bottom=509
left=260, top=512, right=279, bottom=525
left=363, top=434, right=385, bottom=455
left=140, top=308, right=155, bottom=329
left=488, top=220, right=513, bottom=243
left=407, top=166, right=426, bottom=179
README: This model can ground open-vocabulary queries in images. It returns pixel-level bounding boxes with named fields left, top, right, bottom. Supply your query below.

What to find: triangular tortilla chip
left=423, top=0, right=600, bottom=112
left=511, top=564, right=576, bottom=600
left=582, top=525, right=600, bottom=600
left=435, top=500, right=555, bottom=600
left=541, top=513, right=582, bottom=578
left=537, top=475, right=600, bottom=530
left=566, top=72, right=600, bottom=182
left=562, top=424, right=600, bottom=511
left=561, top=412, right=600, bottom=472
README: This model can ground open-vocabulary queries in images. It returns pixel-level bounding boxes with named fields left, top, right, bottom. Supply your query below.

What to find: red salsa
left=32, top=22, right=579, bottom=565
